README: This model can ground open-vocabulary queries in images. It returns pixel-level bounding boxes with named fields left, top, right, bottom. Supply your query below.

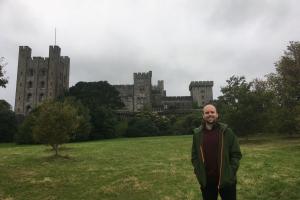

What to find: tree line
left=0, top=41, right=299, bottom=154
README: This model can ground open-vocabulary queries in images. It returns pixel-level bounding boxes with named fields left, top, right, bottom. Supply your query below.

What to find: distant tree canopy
left=0, top=57, right=8, bottom=88
left=216, top=41, right=300, bottom=136
left=272, top=41, right=300, bottom=134
left=67, top=81, right=124, bottom=110
left=66, top=81, right=124, bottom=139
left=0, top=100, right=17, bottom=142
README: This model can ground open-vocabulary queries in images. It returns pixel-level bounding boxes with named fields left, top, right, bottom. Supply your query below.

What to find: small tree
left=32, top=101, right=80, bottom=156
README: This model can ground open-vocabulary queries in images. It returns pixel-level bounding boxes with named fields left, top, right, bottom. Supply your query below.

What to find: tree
left=0, top=57, right=8, bottom=88
left=67, top=81, right=124, bottom=110
left=66, top=81, right=124, bottom=139
left=32, top=100, right=82, bottom=156
left=126, top=117, right=159, bottom=137
left=272, top=41, right=300, bottom=135
left=89, top=106, right=118, bottom=139
left=63, top=97, right=92, bottom=141
left=216, top=76, right=259, bottom=137
left=135, top=111, right=172, bottom=135
left=171, top=113, right=201, bottom=135
left=0, top=100, right=17, bottom=142
left=15, top=113, right=36, bottom=144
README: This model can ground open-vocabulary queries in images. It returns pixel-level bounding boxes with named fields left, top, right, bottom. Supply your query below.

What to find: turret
left=189, top=81, right=213, bottom=107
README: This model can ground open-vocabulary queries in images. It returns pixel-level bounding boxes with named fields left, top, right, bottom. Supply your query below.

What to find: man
left=191, top=104, right=242, bottom=200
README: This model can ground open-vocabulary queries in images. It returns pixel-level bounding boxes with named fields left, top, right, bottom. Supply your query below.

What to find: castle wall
left=15, top=46, right=32, bottom=115
left=133, top=71, right=152, bottom=111
left=15, top=46, right=70, bottom=115
left=112, top=73, right=213, bottom=112
left=162, top=96, right=193, bottom=110
left=189, top=81, right=213, bottom=107
left=114, top=85, right=134, bottom=111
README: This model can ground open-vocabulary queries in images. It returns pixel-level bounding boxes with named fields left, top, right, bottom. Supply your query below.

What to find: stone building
left=113, top=71, right=213, bottom=112
left=189, top=81, right=214, bottom=107
left=14, top=46, right=70, bottom=115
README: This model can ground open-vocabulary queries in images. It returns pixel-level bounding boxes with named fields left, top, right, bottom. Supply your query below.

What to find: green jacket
left=191, top=122, right=242, bottom=188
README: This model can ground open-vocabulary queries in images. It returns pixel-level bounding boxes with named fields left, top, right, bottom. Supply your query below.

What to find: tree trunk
left=51, top=144, right=59, bottom=156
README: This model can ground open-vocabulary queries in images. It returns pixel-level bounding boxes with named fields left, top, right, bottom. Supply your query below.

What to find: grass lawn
left=0, top=135, right=300, bottom=200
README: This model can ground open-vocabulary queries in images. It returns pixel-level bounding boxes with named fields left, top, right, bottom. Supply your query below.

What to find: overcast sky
left=1, top=0, right=300, bottom=108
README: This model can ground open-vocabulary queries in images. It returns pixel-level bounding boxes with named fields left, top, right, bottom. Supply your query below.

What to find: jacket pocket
left=194, top=167, right=204, bottom=186
left=221, top=165, right=236, bottom=187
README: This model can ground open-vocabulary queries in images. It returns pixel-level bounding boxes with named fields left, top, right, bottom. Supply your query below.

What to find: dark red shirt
left=203, top=126, right=219, bottom=183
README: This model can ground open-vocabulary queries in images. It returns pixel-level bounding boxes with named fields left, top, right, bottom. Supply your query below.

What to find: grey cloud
left=1, top=0, right=300, bottom=107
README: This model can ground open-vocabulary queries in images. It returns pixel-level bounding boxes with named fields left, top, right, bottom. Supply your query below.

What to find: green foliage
left=216, top=41, right=300, bottom=136
left=66, top=81, right=123, bottom=139
left=15, top=112, right=36, bottom=144
left=63, top=97, right=92, bottom=142
left=217, top=76, right=265, bottom=136
left=114, top=120, right=128, bottom=137
left=90, top=106, right=118, bottom=139
left=275, top=41, right=300, bottom=106
left=0, top=57, right=8, bottom=88
left=67, top=81, right=124, bottom=110
left=32, top=100, right=87, bottom=155
left=273, top=41, right=300, bottom=134
left=125, top=112, right=201, bottom=137
left=135, top=111, right=172, bottom=135
left=126, top=117, right=159, bottom=137
left=171, top=113, right=201, bottom=135
left=0, top=100, right=17, bottom=142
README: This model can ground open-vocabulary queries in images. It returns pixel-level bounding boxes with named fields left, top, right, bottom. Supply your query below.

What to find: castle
left=14, top=46, right=70, bottom=115
left=14, top=46, right=213, bottom=115
left=113, top=71, right=214, bottom=112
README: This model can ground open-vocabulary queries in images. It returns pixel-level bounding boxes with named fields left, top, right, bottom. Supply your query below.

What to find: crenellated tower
left=14, top=46, right=70, bottom=115
left=133, top=71, right=152, bottom=111
left=189, top=81, right=213, bottom=107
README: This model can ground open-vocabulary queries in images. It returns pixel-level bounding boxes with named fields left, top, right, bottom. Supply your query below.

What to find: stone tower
left=14, top=46, right=70, bottom=115
left=133, top=71, right=152, bottom=111
left=189, top=81, right=213, bottom=107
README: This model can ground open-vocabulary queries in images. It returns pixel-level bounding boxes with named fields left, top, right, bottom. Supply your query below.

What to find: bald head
left=203, top=104, right=218, bottom=124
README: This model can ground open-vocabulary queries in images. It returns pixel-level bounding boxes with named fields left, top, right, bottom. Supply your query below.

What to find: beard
left=205, top=117, right=217, bottom=124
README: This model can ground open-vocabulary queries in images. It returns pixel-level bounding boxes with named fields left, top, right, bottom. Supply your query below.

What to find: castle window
left=201, top=90, right=205, bottom=93
left=40, top=69, right=46, bottom=76
left=27, top=81, right=33, bottom=89
left=201, top=95, right=204, bottom=99
left=40, top=81, right=45, bottom=88
left=20, top=82, right=22, bottom=87
left=39, top=93, right=44, bottom=101
left=26, top=105, right=32, bottom=113
left=27, top=93, right=32, bottom=101
left=28, top=69, right=34, bottom=76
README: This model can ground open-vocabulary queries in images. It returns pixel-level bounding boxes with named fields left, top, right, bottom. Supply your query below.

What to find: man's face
left=203, top=105, right=218, bottom=124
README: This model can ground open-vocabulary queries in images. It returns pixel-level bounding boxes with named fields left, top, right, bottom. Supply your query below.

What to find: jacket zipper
left=200, top=145, right=205, bottom=163
left=218, top=130, right=224, bottom=190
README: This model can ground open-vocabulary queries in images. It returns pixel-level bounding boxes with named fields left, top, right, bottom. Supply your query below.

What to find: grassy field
left=0, top=135, right=300, bottom=200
